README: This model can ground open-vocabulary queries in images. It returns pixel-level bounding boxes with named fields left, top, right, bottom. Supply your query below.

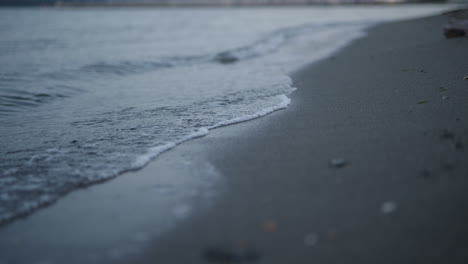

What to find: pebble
left=380, top=201, right=397, bottom=214
left=328, top=158, right=347, bottom=168
left=215, top=52, right=239, bottom=64
left=304, top=232, right=319, bottom=247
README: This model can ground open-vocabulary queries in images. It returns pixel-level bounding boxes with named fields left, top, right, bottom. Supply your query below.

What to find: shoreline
left=1, top=8, right=467, bottom=264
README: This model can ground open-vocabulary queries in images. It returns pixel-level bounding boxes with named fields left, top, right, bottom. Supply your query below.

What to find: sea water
left=0, top=5, right=453, bottom=224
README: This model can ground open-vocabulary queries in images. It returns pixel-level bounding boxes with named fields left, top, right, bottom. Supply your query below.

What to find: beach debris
left=203, top=243, right=260, bottom=262
left=380, top=201, right=397, bottom=215
left=304, top=232, right=319, bottom=247
left=442, top=96, right=449, bottom=100
left=439, top=87, right=448, bottom=92
left=417, top=100, right=428, bottom=104
left=440, top=129, right=455, bottom=139
left=444, top=20, right=468, bottom=38
left=215, top=52, right=239, bottom=64
left=328, top=158, right=347, bottom=168
left=262, top=220, right=277, bottom=233
left=444, top=27, right=466, bottom=38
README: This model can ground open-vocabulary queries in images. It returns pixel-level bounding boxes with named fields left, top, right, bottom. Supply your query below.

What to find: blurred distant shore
left=0, top=0, right=451, bottom=7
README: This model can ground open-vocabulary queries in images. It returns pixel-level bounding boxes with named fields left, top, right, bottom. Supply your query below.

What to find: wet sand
left=1, top=8, right=467, bottom=264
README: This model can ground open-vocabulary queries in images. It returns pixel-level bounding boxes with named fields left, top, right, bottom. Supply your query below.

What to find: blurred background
left=0, top=0, right=459, bottom=7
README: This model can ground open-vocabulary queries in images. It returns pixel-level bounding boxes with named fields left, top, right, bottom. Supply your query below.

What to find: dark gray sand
left=121, top=9, right=468, bottom=264
left=1, top=9, right=468, bottom=264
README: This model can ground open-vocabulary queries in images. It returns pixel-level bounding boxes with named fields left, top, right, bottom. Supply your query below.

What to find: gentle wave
left=0, top=91, right=292, bottom=225
left=0, top=20, right=369, bottom=117
left=79, top=22, right=364, bottom=74
left=0, top=88, right=73, bottom=116
left=0, top=75, right=82, bottom=116
left=79, top=55, right=209, bottom=75
left=132, top=93, right=292, bottom=169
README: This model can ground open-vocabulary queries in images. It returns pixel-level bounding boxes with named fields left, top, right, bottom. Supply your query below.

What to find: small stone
left=304, top=232, right=319, bottom=247
left=443, top=20, right=468, bottom=38
left=380, top=201, right=397, bottom=214
left=215, top=52, right=238, bottom=64
left=444, top=27, right=466, bottom=38
left=203, top=244, right=260, bottom=262
left=329, top=158, right=347, bottom=168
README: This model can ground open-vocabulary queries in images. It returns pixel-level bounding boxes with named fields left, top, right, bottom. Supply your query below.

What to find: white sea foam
left=130, top=93, right=292, bottom=172
left=131, top=127, right=209, bottom=169
left=210, top=93, right=292, bottom=129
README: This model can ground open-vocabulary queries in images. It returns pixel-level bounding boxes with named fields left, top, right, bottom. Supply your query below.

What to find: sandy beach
left=1, top=7, right=467, bottom=264
left=123, top=9, right=468, bottom=264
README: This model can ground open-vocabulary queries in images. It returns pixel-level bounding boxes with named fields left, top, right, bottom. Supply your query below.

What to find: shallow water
left=0, top=5, right=453, bottom=224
